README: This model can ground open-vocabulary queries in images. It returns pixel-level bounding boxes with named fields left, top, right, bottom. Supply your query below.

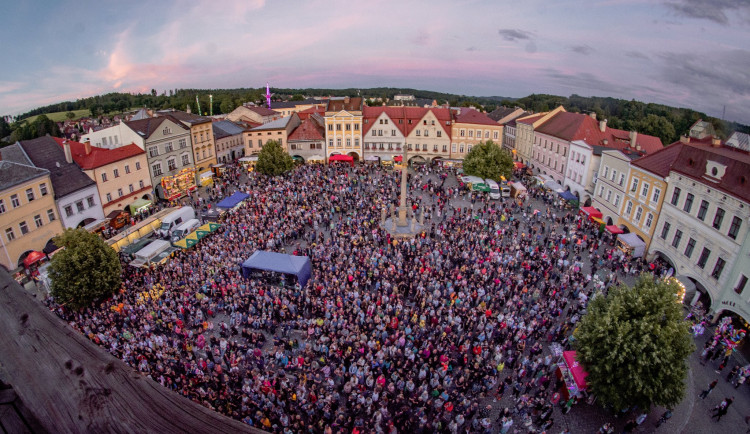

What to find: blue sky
left=2, top=0, right=749, bottom=123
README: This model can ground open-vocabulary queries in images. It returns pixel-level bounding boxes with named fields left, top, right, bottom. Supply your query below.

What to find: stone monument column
left=397, top=146, right=409, bottom=227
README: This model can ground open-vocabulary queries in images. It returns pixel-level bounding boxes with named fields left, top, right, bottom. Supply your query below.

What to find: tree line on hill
left=3, top=88, right=747, bottom=148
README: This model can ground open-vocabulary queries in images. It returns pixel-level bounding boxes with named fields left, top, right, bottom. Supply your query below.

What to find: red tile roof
left=52, top=137, right=145, bottom=170
left=631, top=142, right=685, bottom=177
left=288, top=119, right=324, bottom=141
left=297, top=106, right=325, bottom=120
left=452, top=108, right=498, bottom=126
left=536, top=111, right=662, bottom=155
left=326, top=97, right=363, bottom=113
left=362, top=106, right=452, bottom=138
left=516, top=113, right=545, bottom=125
left=672, top=143, right=750, bottom=204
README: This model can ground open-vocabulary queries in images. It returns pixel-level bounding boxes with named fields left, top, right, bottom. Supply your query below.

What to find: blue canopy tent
left=558, top=190, right=578, bottom=201
left=241, top=251, right=313, bottom=287
left=216, top=191, right=250, bottom=209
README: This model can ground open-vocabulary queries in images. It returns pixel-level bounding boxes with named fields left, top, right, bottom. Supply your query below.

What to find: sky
left=2, top=0, right=749, bottom=123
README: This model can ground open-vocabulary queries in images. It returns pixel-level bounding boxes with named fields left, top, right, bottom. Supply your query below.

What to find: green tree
left=49, top=229, right=122, bottom=309
left=255, top=140, right=294, bottom=176
left=291, top=94, right=305, bottom=101
left=637, top=114, right=676, bottom=146
left=66, top=111, right=76, bottom=120
left=462, top=140, right=513, bottom=181
left=89, top=104, right=102, bottom=118
left=220, top=97, right=235, bottom=114
left=573, top=275, right=694, bottom=412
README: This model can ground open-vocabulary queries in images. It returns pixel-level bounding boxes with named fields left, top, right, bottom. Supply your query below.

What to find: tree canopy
left=255, top=140, right=295, bottom=176
left=49, top=229, right=122, bottom=309
left=462, top=140, right=514, bottom=181
left=573, top=275, right=694, bottom=412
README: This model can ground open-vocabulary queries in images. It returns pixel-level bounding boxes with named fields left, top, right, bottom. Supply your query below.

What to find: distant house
left=226, top=105, right=281, bottom=125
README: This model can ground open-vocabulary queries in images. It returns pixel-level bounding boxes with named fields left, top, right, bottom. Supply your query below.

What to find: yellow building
left=618, top=145, right=678, bottom=250
left=0, top=159, right=64, bottom=270
left=450, top=108, right=504, bottom=160
left=325, top=97, right=363, bottom=161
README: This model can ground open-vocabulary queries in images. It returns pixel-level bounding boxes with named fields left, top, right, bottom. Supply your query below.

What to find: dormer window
left=163, top=127, right=171, bottom=134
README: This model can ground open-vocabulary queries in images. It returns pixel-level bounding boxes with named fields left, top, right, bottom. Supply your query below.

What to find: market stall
left=556, top=351, right=589, bottom=401
left=307, top=155, right=325, bottom=164
left=510, top=182, right=527, bottom=198
left=198, top=171, right=214, bottom=186
left=605, top=225, right=624, bottom=235
left=328, top=154, right=354, bottom=166
left=216, top=192, right=250, bottom=210
left=617, top=233, right=646, bottom=258
left=129, top=198, right=152, bottom=216
left=579, top=206, right=602, bottom=220
left=160, top=167, right=197, bottom=201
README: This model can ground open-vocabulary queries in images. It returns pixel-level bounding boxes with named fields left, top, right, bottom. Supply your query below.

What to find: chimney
left=711, top=137, right=721, bottom=147
left=63, top=140, right=73, bottom=164
left=147, top=109, right=154, bottom=117
left=589, top=112, right=597, bottom=120
left=344, top=96, right=350, bottom=104
left=599, top=119, right=607, bottom=132
left=84, top=141, right=92, bottom=155
left=629, top=131, right=638, bottom=148
left=680, top=135, right=690, bottom=144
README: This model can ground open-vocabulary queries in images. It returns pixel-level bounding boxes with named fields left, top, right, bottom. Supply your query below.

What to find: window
left=10, top=194, right=20, bottom=208
left=712, top=208, right=725, bottom=229
left=125, top=165, right=131, bottom=174
left=24, top=188, right=34, bottom=202
left=336, top=138, right=342, bottom=147
left=167, top=159, right=177, bottom=171
left=635, top=206, right=643, bottom=222
left=0, top=199, right=5, bottom=214
left=683, top=193, right=694, bottom=213
left=392, top=130, right=396, bottom=136
left=606, top=190, right=612, bottom=202
left=660, top=222, right=671, bottom=239
left=128, top=184, right=134, bottom=193
left=460, top=130, right=465, bottom=137
left=34, top=214, right=43, bottom=228
left=599, top=186, right=605, bottom=197
left=735, top=275, right=748, bottom=294
left=76, top=201, right=85, bottom=212
left=346, top=138, right=351, bottom=147
left=139, top=180, right=145, bottom=189
left=696, top=247, right=710, bottom=268
left=164, top=142, right=173, bottom=153
left=433, top=144, right=438, bottom=152
left=728, top=216, right=742, bottom=239
left=684, top=238, right=696, bottom=258
left=416, top=130, right=420, bottom=136
left=630, top=178, right=638, bottom=193
left=671, top=230, right=682, bottom=248
left=423, top=144, right=428, bottom=151
left=354, top=124, right=359, bottom=131
left=117, top=188, right=123, bottom=197
left=610, top=170, right=616, bottom=181
left=670, top=187, right=681, bottom=206
left=47, top=209, right=55, bottom=222
left=424, top=129, right=429, bottom=137
left=451, top=143, right=457, bottom=153
left=106, top=193, right=112, bottom=202
left=619, top=174, right=625, bottom=186
left=182, top=154, right=190, bottom=166
left=651, top=188, right=661, bottom=203
left=19, top=221, right=28, bottom=235
left=697, top=200, right=709, bottom=220
left=336, top=124, right=341, bottom=131
left=162, top=127, right=171, bottom=135
left=494, top=131, right=499, bottom=139
left=603, top=167, right=610, bottom=179
left=345, top=124, right=351, bottom=131
left=354, top=138, right=359, bottom=147
left=625, top=201, right=633, bottom=216
left=328, top=139, right=333, bottom=148
left=64, top=205, right=73, bottom=217
left=148, top=146, right=159, bottom=158
left=113, top=168, right=120, bottom=178
left=179, top=138, right=186, bottom=148
left=614, top=194, right=621, bottom=207
left=87, top=196, right=95, bottom=207
left=645, top=213, right=653, bottom=228
left=641, top=182, right=649, bottom=197
left=327, top=124, right=333, bottom=131
left=40, top=183, right=48, bottom=196
left=101, top=172, right=108, bottom=182
left=135, top=162, right=141, bottom=170
left=442, top=145, right=447, bottom=152
left=711, top=258, right=726, bottom=279
left=5, top=228, right=14, bottom=242
left=152, top=163, right=162, bottom=177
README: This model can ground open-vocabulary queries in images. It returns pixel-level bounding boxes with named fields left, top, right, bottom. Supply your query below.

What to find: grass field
left=22, top=109, right=91, bottom=123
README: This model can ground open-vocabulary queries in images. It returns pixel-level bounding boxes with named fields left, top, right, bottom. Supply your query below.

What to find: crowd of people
left=48, top=162, right=666, bottom=433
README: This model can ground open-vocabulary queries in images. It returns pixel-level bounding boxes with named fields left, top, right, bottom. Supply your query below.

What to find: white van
left=157, top=207, right=196, bottom=238
left=486, top=179, right=501, bottom=200
left=500, top=183, right=511, bottom=198
left=170, top=218, right=201, bottom=242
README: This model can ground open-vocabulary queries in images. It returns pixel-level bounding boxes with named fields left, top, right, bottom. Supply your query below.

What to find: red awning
left=329, top=154, right=353, bottom=162
left=514, top=162, right=526, bottom=169
left=23, top=251, right=46, bottom=268
left=606, top=225, right=624, bottom=234
left=394, top=155, right=403, bottom=162
left=563, top=351, right=589, bottom=390
left=580, top=206, right=602, bottom=219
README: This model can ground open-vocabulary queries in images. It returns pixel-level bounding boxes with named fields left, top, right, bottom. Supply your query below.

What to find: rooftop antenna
left=722, top=105, right=726, bottom=121
left=265, top=83, right=273, bottom=109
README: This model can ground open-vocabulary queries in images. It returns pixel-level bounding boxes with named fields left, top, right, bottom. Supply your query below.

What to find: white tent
left=616, top=233, right=646, bottom=258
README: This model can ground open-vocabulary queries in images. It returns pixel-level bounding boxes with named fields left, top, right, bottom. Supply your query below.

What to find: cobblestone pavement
left=118, top=165, right=750, bottom=433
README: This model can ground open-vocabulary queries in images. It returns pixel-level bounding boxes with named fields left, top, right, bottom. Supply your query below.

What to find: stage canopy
left=563, top=351, right=589, bottom=390
left=216, top=191, right=249, bottom=209
left=241, top=251, right=312, bottom=287
left=606, top=225, right=624, bottom=234
left=329, top=154, right=354, bottom=166
left=579, top=206, right=602, bottom=219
